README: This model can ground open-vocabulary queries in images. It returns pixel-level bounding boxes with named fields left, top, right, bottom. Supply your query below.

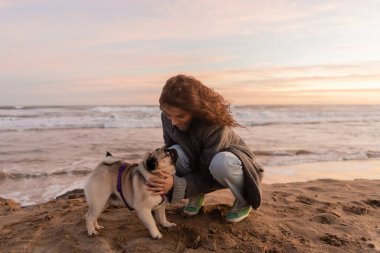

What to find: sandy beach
left=1, top=177, right=379, bottom=253
left=1, top=105, right=380, bottom=252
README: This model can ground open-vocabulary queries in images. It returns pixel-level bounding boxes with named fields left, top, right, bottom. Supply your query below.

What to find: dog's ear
left=141, top=151, right=151, bottom=160
left=142, top=152, right=153, bottom=169
left=106, top=151, right=113, bottom=157
left=146, top=157, right=157, bottom=171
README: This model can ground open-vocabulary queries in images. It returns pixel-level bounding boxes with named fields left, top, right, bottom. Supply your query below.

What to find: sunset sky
left=1, top=0, right=380, bottom=105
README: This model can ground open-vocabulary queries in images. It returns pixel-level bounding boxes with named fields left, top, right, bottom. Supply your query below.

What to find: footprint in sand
left=271, top=191, right=292, bottom=202
left=310, top=213, right=339, bottom=224
left=342, top=203, right=369, bottom=215
left=296, top=195, right=317, bottom=205
left=364, top=199, right=380, bottom=208
left=320, top=233, right=348, bottom=247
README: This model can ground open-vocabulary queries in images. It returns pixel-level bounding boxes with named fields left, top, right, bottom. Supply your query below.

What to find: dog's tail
left=103, top=151, right=122, bottom=165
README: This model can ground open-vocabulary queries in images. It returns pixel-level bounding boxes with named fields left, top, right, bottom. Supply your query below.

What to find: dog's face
left=144, top=148, right=177, bottom=174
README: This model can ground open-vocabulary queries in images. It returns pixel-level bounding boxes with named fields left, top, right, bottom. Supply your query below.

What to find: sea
left=1, top=105, right=380, bottom=206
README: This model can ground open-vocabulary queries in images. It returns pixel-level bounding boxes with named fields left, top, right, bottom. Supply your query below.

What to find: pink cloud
left=24, top=61, right=379, bottom=105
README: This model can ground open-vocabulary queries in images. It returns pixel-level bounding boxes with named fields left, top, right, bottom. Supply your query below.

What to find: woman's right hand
left=146, top=171, right=174, bottom=195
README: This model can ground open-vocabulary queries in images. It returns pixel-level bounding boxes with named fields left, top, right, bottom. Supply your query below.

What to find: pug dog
left=84, top=148, right=178, bottom=239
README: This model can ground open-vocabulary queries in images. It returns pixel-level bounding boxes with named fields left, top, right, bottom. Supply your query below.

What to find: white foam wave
left=1, top=105, right=380, bottom=131
left=88, top=106, right=159, bottom=113
left=233, top=105, right=380, bottom=126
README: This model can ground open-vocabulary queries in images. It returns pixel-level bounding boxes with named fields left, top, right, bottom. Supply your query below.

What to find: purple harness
left=117, top=163, right=166, bottom=211
left=117, top=163, right=134, bottom=210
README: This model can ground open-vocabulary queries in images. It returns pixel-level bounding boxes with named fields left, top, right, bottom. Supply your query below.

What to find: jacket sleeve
left=170, top=125, right=228, bottom=203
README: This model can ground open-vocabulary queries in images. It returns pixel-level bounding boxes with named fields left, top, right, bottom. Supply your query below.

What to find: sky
left=1, top=0, right=380, bottom=106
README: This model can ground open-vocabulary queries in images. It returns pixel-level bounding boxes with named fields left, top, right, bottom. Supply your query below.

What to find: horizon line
left=1, top=103, right=380, bottom=108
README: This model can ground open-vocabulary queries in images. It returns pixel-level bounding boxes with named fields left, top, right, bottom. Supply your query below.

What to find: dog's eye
left=147, top=157, right=157, bottom=171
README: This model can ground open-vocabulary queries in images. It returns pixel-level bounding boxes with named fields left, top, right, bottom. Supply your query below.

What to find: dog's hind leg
left=85, top=207, right=99, bottom=236
left=85, top=182, right=112, bottom=236
left=86, top=196, right=109, bottom=236
left=94, top=220, right=104, bottom=230
left=135, top=208, right=163, bottom=239
left=154, top=204, right=176, bottom=228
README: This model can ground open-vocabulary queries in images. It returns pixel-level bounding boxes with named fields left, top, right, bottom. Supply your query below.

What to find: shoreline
left=1, top=178, right=379, bottom=253
left=2, top=158, right=380, bottom=207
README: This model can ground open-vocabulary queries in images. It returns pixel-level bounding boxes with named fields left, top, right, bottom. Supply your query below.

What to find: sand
left=1, top=179, right=379, bottom=253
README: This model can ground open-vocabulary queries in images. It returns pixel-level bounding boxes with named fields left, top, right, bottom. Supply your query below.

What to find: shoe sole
left=182, top=210, right=200, bottom=217
left=225, top=213, right=249, bottom=223
left=225, top=209, right=251, bottom=223
left=183, top=199, right=205, bottom=216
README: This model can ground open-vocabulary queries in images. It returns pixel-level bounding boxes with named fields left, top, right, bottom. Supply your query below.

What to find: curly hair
left=159, top=74, right=239, bottom=127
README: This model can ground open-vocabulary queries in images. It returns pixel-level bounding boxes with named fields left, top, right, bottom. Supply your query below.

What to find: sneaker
left=225, top=199, right=252, bottom=223
left=183, top=194, right=205, bottom=216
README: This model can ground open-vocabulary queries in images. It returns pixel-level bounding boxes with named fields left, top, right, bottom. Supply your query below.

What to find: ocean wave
left=254, top=150, right=380, bottom=167
left=0, top=105, right=74, bottom=111
left=0, top=106, right=22, bottom=110
left=88, top=106, right=159, bottom=113
left=0, top=169, right=93, bottom=181
left=2, top=150, right=379, bottom=182
left=268, top=150, right=380, bottom=160
left=1, top=105, right=380, bottom=131
left=0, top=118, right=378, bottom=132
left=0, top=106, right=380, bottom=131
left=234, top=105, right=380, bottom=126
left=254, top=150, right=316, bottom=156
left=365, top=151, right=380, bottom=159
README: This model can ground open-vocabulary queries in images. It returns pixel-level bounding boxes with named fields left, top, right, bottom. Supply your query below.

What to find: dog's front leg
left=154, top=204, right=176, bottom=228
left=135, top=208, right=162, bottom=239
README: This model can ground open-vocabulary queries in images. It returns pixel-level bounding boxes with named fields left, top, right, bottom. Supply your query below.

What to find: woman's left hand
left=146, top=171, right=174, bottom=195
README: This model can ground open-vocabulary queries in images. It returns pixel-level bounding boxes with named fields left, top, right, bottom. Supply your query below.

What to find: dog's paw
left=151, top=231, right=163, bottom=239
left=95, top=225, right=104, bottom=230
left=162, top=222, right=176, bottom=228
left=88, top=230, right=99, bottom=237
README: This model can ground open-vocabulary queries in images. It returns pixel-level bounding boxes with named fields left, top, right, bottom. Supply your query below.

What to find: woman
left=147, top=74, right=264, bottom=223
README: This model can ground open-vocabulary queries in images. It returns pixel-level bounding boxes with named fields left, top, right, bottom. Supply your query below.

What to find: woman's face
left=163, top=105, right=193, bottom=130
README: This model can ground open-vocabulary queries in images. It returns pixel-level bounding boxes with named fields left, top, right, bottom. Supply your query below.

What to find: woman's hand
left=146, top=171, right=174, bottom=195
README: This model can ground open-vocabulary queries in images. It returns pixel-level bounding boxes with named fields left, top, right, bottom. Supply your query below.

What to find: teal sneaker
left=225, top=200, right=252, bottom=223
left=183, top=194, right=205, bottom=216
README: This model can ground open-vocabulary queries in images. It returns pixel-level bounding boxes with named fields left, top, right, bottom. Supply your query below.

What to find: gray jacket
left=162, top=114, right=264, bottom=209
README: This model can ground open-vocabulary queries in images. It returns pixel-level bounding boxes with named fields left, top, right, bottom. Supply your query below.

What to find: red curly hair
left=159, top=74, right=239, bottom=127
